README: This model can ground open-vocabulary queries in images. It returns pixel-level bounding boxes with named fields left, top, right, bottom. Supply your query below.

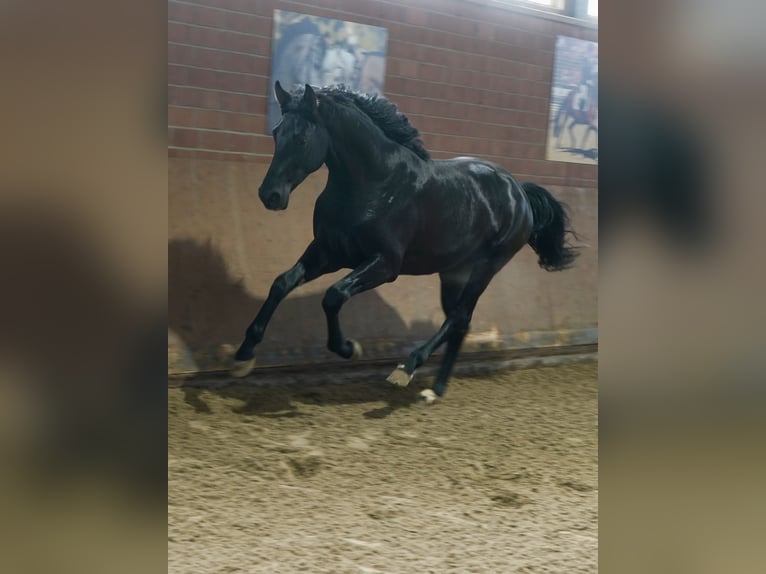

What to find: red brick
left=419, top=63, right=445, bottom=83
left=172, top=128, right=199, bottom=148
left=219, top=51, right=256, bottom=74
left=217, top=71, right=247, bottom=93
left=197, top=5, right=226, bottom=28
left=224, top=113, right=258, bottom=133
left=186, top=68, right=218, bottom=89
left=168, top=147, right=194, bottom=159
left=166, top=0, right=597, bottom=186
left=245, top=95, right=266, bottom=115
left=199, top=130, right=228, bottom=150
left=168, top=106, right=195, bottom=128
left=184, top=26, right=203, bottom=47
left=252, top=16, right=273, bottom=37
left=190, top=46, right=220, bottom=69
left=168, top=64, right=188, bottom=85
left=200, top=90, right=220, bottom=109
left=193, top=150, right=218, bottom=161
left=219, top=92, right=248, bottom=112
left=404, top=7, right=428, bottom=27
left=168, top=43, right=193, bottom=66
left=195, top=109, right=223, bottom=130
left=223, top=11, right=254, bottom=34
left=243, top=75, right=266, bottom=95
left=253, top=57, right=270, bottom=76
left=167, top=22, right=187, bottom=43
left=229, top=33, right=256, bottom=54
left=169, top=86, right=204, bottom=108
left=254, top=136, right=275, bottom=155
left=226, top=133, right=255, bottom=153
left=398, top=60, right=417, bottom=78
left=167, top=1, right=193, bottom=23
left=167, top=43, right=181, bottom=64
left=188, top=27, right=220, bottom=50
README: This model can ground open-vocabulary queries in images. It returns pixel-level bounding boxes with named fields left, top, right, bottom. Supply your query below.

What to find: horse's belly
left=399, top=225, right=486, bottom=275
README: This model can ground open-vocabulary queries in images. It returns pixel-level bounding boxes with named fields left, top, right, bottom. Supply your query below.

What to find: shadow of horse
left=181, top=376, right=426, bottom=420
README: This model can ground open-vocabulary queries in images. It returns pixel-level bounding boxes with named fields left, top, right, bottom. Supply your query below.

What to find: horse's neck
left=322, top=112, right=391, bottom=185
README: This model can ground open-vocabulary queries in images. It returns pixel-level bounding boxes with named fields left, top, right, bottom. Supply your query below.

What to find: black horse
left=232, top=82, right=578, bottom=402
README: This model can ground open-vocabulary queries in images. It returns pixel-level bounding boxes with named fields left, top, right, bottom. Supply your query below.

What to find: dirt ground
left=169, top=362, right=598, bottom=573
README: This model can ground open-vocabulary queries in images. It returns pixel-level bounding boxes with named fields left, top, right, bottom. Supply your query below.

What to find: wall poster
left=267, top=10, right=389, bottom=131
left=546, top=35, right=598, bottom=164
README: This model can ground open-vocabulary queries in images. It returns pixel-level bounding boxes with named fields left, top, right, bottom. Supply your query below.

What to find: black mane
left=298, top=85, right=431, bottom=161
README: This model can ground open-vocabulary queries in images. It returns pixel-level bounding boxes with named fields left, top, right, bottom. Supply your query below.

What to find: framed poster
left=267, top=10, right=388, bottom=131
left=546, top=35, right=598, bottom=164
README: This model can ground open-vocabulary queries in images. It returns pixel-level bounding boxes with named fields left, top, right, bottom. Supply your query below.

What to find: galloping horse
left=232, top=83, right=578, bottom=402
left=553, top=84, right=598, bottom=152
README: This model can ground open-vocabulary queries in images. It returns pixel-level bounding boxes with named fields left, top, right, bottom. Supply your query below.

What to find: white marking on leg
left=349, top=339, right=363, bottom=360
left=230, top=358, right=256, bottom=378
left=419, top=389, right=438, bottom=404
left=386, top=364, right=413, bottom=387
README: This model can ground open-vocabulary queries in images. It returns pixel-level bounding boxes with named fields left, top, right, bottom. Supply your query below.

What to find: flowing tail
left=523, top=182, right=579, bottom=271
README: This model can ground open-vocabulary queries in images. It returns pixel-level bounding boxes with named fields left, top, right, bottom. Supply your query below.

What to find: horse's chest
left=316, top=225, right=356, bottom=254
left=313, top=209, right=366, bottom=265
left=313, top=191, right=405, bottom=265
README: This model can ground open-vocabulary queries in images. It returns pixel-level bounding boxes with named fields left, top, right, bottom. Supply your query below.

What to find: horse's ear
left=303, top=84, right=318, bottom=113
left=274, top=81, right=291, bottom=109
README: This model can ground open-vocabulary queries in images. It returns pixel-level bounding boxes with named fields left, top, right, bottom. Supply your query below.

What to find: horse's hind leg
left=430, top=272, right=472, bottom=397
left=387, top=262, right=496, bottom=401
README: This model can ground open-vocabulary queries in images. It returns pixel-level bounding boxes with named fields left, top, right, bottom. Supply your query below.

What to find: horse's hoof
left=218, top=344, right=236, bottom=363
left=230, top=358, right=256, bottom=378
left=349, top=339, right=363, bottom=360
left=419, top=389, right=438, bottom=404
left=386, top=364, right=413, bottom=387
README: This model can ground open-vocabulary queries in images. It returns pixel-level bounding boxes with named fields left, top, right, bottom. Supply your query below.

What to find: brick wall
left=168, top=0, right=597, bottom=188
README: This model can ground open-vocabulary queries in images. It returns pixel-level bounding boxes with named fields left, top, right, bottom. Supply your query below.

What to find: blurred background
left=0, top=1, right=167, bottom=572
left=1, top=0, right=764, bottom=572
left=600, top=0, right=766, bottom=572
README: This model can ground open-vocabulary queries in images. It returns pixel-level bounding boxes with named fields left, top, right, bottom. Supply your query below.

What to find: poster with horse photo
left=546, top=36, right=598, bottom=165
left=267, top=10, right=388, bottom=131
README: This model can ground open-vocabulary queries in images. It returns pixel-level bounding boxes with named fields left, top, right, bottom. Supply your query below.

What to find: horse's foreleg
left=322, top=254, right=397, bottom=360
left=231, top=241, right=332, bottom=377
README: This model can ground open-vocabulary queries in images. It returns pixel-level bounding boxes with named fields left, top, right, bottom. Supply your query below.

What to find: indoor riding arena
left=168, top=1, right=598, bottom=572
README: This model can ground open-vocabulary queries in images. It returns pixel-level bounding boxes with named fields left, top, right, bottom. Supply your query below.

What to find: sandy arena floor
left=169, top=362, right=598, bottom=573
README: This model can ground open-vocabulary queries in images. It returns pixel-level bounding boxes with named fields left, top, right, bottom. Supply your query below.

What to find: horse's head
left=259, top=82, right=329, bottom=210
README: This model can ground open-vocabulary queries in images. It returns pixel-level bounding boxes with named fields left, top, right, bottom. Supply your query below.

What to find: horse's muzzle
left=259, top=186, right=289, bottom=211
